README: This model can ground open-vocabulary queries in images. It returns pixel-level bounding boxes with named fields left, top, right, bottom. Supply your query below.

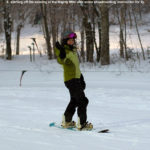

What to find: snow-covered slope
left=0, top=13, right=150, bottom=149
left=0, top=55, right=150, bottom=150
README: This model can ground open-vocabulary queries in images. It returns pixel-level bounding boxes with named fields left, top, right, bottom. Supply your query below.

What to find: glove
left=55, top=41, right=66, bottom=59
left=80, top=74, right=86, bottom=90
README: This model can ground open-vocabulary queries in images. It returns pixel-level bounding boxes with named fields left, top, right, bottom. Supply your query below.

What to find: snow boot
left=61, top=115, right=76, bottom=128
left=76, top=117, right=93, bottom=131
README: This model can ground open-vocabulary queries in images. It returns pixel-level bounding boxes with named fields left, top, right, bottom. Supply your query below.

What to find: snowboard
left=49, top=122, right=109, bottom=133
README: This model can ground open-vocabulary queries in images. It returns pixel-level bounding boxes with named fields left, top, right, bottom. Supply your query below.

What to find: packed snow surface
left=0, top=55, right=150, bottom=150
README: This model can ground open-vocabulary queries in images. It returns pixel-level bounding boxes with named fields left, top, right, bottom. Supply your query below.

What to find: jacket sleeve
left=66, top=52, right=77, bottom=65
left=54, top=47, right=72, bottom=65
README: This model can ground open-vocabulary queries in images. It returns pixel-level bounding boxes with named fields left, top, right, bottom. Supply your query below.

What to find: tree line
left=0, top=0, right=149, bottom=65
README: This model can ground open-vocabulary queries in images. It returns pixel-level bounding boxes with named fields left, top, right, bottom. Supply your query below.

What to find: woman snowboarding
left=54, top=31, right=93, bottom=130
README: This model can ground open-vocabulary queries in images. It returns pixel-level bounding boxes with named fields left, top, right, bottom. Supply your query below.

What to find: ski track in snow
left=0, top=56, right=150, bottom=150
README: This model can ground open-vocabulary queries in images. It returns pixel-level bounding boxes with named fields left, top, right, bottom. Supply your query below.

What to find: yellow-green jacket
left=54, top=45, right=81, bottom=82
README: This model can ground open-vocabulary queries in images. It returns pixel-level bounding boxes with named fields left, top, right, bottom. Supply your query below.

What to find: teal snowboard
left=49, top=122, right=109, bottom=133
left=49, top=122, right=76, bottom=131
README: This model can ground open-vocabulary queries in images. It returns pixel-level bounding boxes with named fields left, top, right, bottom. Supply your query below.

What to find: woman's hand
left=55, top=41, right=66, bottom=59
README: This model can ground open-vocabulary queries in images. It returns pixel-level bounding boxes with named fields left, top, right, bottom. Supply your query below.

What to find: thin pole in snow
left=20, top=70, right=27, bottom=87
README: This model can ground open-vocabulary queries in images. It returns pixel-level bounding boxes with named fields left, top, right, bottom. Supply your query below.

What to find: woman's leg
left=64, top=79, right=89, bottom=124
left=64, top=98, right=77, bottom=122
left=77, top=96, right=89, bottom=125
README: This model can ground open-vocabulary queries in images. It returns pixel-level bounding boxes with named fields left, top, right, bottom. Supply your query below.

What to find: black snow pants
left=64, top=78, right=89, bottom=125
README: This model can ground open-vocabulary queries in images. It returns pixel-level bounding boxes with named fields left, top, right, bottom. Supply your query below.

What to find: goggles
left=68, top=32, right=77, bottom=39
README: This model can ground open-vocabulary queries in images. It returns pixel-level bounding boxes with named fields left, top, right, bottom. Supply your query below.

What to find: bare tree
left=80, top=3, right=94, bottom=62
left=100, top=3, right=110, bottom=65
left=116, top=4, right=128, bottom=60
left=40, top=3, right=52, bottom=59
left=15, top=4, right=28, bottom=55
left=132, top=5, right=145, bottom=60
left=16, top=24, right=23, bottom=55
left=49, top=4, right=57, bottom=57
left=3, top=0, right=12, bottom=60
left=93, top=4, right=101, bottom=62
left=80, top=18, right=85, bottom=62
